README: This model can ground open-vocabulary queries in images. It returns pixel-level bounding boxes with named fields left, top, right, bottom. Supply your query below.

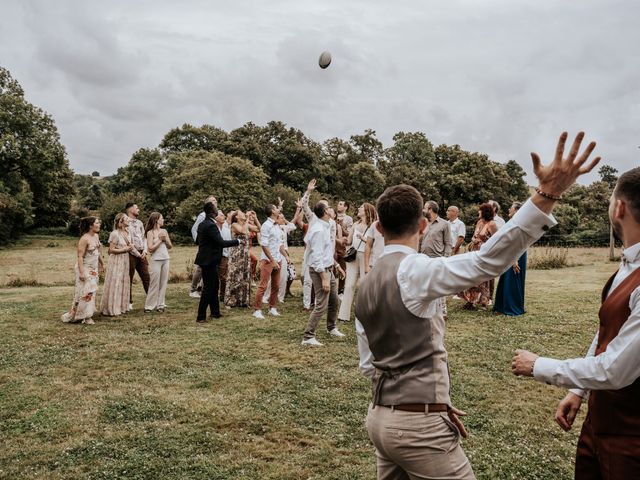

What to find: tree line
left=1, top=66, right=617, bottom=246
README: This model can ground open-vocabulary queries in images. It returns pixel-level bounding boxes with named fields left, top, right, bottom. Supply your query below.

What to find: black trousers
left=197, top=264, right=220, bottom=321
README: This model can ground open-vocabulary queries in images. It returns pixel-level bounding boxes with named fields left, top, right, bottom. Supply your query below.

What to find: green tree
left=162, top=150, right=269, bottom=234
left=109, top=148, right=166, bottom=211
left=598, top=164, right=618, bottom=189
left=159, top=123, right=228, bottom=155
left=0, top=66, right=74, bottom=233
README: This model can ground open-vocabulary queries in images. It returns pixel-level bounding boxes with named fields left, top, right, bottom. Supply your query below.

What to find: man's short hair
left=489, top=200, right=500, bottom=214
left=615, top=167, right=640, bottom=223
left=124, top=202, right=136, bottom=212
left=340, top=200, right=350, bottom=209
left=264, top=204, right=276, bottom=217
left=426, top=201, right=439, bottom=214
left=313, top=202, right=328, bottom=219
left=376, top=185, right=423, bottom=239
left=204, top=202, right=217, bottom=217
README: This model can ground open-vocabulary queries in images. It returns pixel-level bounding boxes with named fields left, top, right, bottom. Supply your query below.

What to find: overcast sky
left=1, top=0, right=638, bottom=183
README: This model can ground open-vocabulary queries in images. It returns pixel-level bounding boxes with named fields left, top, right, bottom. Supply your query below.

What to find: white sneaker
left=253, top=310, right=265, bottom=319
left=189, top=291, right=201, bottom=298
left=128, top=303, right=133, bottom=311
left=329, top=328, right=345, bottom=338
left=301, top=337, right=324, bottom=346
left=268, top=308, right=281, bottom=317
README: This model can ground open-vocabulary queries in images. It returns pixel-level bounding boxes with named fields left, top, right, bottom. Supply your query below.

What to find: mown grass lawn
left=0, top=237, right=617, bottom=479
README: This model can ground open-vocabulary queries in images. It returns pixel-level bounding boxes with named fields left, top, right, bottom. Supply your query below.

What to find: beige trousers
left=365, top=404, right=475, bottom=480
left=145, top=259, right=169, bottom=310
left=338, top=251, right=366, bottom=321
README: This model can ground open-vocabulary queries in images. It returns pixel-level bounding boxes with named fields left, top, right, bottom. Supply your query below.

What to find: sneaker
left=189, top=291, right=201, bottom=298
left=144, top=309, right=153, bottom=313
left=301, top=337, right=324, bottom=347
left=128, top=303, right=134, bottom=311
left=252, top=310, right=265, bottom=319
left=82, top=318, right=95, bottom=325
left=329, top=328, right=345, bottom=338
left=268, top=308, right=281, bottom=317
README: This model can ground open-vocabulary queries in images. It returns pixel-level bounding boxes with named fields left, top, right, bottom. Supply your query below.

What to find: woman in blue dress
left=493, top=202, right=527, bottom=316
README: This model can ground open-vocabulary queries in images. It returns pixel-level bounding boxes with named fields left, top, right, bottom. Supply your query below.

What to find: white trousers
left=145, top=259, right=169, bottom=310
left=338, top=251, right=366, bottom=321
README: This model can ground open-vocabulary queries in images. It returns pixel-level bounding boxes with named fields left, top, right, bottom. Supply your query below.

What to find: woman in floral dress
left=225, top=211, right=259, bottom=308
left=460, top=203, right=498, bottom=309
left=61, top=217, right=104, bottom=325
left=101, top=213, right=134, bottom=316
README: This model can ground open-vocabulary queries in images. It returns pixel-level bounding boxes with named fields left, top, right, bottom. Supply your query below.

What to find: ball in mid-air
left=319, top=51, right=331, bottom=69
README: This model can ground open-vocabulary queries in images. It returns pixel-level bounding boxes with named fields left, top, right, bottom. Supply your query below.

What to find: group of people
left=61, top=203, right=173, bottom=324
left=58, top=131, right=640, bottom=479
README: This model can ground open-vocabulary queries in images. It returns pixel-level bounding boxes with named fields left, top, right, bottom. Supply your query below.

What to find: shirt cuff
left=510, top=199, right=558, bottom=238
left=532, top=356, right=561, bottom=385
left=569, top=388, right=587, bottom=399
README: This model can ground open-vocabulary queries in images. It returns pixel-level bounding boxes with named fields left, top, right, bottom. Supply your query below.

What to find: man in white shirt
left=190, top=195, right=217, bottom=298
left=252, top=205, right=284, bottom=319
left=301, top=202, right=345, bottom=346
left=512, top=166, right=640, bottom=480
left=447, top=206, right=466, bottom=255
left=355, top=132, right=599, bottom=479
left=490, top=200, right=506, bottom=229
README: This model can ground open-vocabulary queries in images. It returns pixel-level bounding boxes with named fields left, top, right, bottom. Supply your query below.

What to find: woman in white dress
left=144, top=212, right=172, bottom=313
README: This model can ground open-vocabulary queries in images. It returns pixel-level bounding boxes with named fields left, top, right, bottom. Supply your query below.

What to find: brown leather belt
left=379, top=403, right=449, bottom=413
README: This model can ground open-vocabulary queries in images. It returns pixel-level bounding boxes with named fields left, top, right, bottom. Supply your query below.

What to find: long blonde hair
left=362, top=203, right=377, bottom=227
left=113, top=212, right=127, bottom=231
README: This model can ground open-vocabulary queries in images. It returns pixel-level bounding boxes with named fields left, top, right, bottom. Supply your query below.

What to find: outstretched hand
left=532, top=132, right=600, bottom=198
left=306, top=179, right=317, bottom=192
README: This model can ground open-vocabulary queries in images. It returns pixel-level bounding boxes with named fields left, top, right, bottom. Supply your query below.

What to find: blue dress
left=493, top=252, right=527, bottom=316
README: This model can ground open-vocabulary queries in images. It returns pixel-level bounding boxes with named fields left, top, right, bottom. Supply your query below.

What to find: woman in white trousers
left=338, top=203, right=377, bottom=322
left=144, top=213, right=172, bottom=312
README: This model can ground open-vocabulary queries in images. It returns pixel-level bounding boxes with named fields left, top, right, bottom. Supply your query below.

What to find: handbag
left=343, top=225, right=369, bottom=263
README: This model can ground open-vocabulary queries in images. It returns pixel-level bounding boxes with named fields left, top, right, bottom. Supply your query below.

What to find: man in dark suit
left=195, top=202, right=240, bottom=322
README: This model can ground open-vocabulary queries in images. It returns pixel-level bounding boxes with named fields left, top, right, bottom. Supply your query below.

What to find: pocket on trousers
left=383, top=414, right=458, bottom=455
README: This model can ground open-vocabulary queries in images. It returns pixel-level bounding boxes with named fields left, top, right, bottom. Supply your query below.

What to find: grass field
left=0, top=237, right=618, bottom=479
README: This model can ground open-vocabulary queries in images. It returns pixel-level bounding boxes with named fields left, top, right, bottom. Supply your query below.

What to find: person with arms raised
left=356, top=132, right=599, bottom=479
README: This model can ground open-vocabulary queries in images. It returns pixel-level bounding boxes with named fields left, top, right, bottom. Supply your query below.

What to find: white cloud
left=1, top=0, right=638, bottom=181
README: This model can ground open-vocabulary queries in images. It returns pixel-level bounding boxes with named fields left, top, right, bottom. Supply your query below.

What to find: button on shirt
left=260, top=218, right=282, bottom=263
left=357, top=199, right=557, bottom=378
left=449, top=218, right=466, bottom=248
left=306, top=219, right=333, bottom=272
left=128, top=218, right=147, bottom=254
left=533, top=241, right=640, bottom=397
left=420, top=216, right=452, bottom=258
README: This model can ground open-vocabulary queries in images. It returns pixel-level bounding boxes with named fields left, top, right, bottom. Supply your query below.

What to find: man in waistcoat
left=512, top=166, right=640, bottom=480
left=355, top=132, right=599, bottom=479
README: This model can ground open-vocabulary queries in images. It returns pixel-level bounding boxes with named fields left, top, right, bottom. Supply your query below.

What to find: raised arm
left=301, top=179, right=316, bottom=222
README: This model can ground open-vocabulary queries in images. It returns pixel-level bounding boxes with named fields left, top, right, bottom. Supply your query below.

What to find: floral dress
left=101, top=230, right=131, bottom=316
left=61, top=238, right=101, bottom=323
left=224, top=230, right=251, bottom=307
left=460, top=220, right=495, bottom=307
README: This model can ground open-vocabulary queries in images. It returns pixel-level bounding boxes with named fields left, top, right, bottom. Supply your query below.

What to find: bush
left=529, top=248, right=570, bottom=270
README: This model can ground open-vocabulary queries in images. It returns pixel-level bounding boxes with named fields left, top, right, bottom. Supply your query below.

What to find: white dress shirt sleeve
left=533, top=288, right=640, bottom=391
left=397, top=199, right=556, bottom=314
left=356, top=319, right=376, bottom=379
left=191, top=212, right=204, bottom=242
left=306, top=228, right=325, bottom=273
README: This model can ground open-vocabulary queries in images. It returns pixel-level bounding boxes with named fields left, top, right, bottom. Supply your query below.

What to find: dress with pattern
left=101, top=230, right=131, bottom=316
left=460, top=220, right=495, bottom=307
left=224, top=231, right=251, bottom=307
left=61, top=238, right=101, bottom=323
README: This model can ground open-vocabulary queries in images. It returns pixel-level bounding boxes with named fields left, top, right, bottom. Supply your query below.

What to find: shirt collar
left=622, top=242, right=640, bottom=264
left=380, top=244, right=416, bottom=257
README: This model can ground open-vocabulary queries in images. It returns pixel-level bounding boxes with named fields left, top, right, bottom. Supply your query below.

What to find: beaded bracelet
left=535, top=187, right=562, bottom=201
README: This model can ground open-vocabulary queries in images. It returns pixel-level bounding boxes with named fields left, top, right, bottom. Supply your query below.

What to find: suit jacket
left=194, top=217, right=239, bottom=267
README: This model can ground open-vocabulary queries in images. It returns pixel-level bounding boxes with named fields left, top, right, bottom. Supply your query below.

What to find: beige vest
left=355, top=252, right=450, bottom=406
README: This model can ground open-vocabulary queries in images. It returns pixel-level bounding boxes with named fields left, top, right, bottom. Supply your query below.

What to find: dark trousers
left=129, top=253, right=150, bottom=303
left=197, top=264, right=220, bottom=321
left=575, top=415, right=640, bottom=479
left=219, top=257, right=229, bottom=302
left=337, top=257, right=346, bottom=293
